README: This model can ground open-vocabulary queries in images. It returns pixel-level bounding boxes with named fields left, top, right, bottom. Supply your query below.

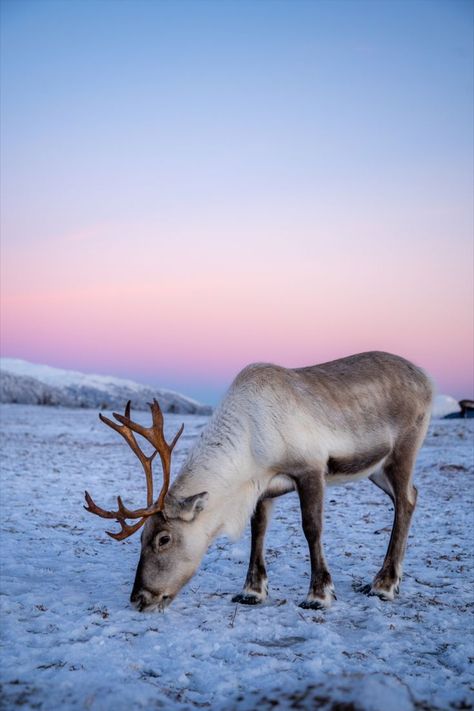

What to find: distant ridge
left=0, top=358, right=212, bottom=414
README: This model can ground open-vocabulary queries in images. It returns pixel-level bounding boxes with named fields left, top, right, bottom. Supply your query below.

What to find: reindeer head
left=84, top=400, right=209, bottom=611
left=130, top=490, right=209, bottom=611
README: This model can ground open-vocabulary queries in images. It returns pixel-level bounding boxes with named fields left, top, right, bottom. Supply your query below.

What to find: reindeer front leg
left=232, top=497, right=273, bottom=605
left=296, top=471, right=335, bottom=609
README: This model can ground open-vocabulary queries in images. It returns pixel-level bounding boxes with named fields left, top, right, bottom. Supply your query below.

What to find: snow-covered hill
left=0, top=358, right=212, bottom=414
left=431, top=394, right=461, bottom=418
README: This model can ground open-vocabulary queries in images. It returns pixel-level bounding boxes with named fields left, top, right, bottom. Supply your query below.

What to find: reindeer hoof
left=299, top=599, right=327, bottom=611
left=299, top=600, right=325, bottom=610
left=372, top=590, right=392, bottom=602
left=232, top=593, right=263, bottom=605
left=357, top=583, right=398, bottom=601
left=299, top=585, right=336, bottom=610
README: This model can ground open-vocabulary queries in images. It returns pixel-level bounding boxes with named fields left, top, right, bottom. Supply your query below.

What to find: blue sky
left=1, top=0, right=473, bottom=404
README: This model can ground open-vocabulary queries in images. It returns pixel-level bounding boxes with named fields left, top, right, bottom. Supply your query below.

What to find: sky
left=1, top=0, right=473, bottom=404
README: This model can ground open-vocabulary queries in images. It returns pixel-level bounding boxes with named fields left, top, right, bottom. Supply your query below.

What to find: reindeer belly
left=324, top=443, right=391, bottom=486
left=264, top=474, right=296, bottom=498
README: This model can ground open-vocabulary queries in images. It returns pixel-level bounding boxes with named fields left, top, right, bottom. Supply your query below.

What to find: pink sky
left=2, top=214, right=473, bottom=402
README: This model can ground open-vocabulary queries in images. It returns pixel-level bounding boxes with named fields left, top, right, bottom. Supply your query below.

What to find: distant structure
left=443, top=398, right=474, bottom=420
left=459, top=399, right=474, bottom=418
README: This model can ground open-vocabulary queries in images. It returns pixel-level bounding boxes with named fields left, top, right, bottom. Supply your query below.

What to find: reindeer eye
left=157, top=533, right=171, bottom=548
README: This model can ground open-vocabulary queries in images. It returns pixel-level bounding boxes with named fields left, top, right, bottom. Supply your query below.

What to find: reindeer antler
left=84, top=400, right=184, bottom=541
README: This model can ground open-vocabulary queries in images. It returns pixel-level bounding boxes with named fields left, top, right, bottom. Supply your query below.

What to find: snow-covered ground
left=0, top=404, right=473, bottom=710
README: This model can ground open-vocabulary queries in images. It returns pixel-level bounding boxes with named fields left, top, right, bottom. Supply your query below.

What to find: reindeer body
left=172, top=352, right=429, bottom=529
left=86, top=351, right=433, bottom=611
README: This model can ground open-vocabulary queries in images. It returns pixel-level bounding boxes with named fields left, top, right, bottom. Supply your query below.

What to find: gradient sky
left=1, top=0, right=473, bottom=404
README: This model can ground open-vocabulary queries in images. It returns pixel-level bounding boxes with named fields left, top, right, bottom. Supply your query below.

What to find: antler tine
left=84, top=489, right=161, bottom=522
left=149, top=400, right=184, bottom=507
left=83, top=490, right=148, bottom=540
left=149, top=399, right=183, bottom=449
left=149, top=398, right=165, bottom=434
left=170, top=422, right=184, bottom=451
left=84, top=490, right=118, bottom=520
left=151, top=421, right=185, bottom=509
left=106, top=519, right=146, bottom=541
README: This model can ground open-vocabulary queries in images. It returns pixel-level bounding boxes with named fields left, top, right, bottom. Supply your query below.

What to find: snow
left=0, top=404, right=473, bottom=710
left=432, top=394, right=461, bottom=419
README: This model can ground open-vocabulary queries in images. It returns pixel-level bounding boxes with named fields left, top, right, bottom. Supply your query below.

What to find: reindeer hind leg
left=363, top=424, right=426, bottom=600
left=369, top=468, right=395, bottom=504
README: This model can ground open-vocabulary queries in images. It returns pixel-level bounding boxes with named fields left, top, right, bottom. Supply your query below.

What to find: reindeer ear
left=175, top=492, right=209, bottom=522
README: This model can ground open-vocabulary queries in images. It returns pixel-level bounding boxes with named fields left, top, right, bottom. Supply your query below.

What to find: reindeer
left=85, top=351, right=433, bottom=612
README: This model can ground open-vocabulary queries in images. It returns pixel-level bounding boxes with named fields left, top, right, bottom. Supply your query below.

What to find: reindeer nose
left=131, top=592, right=146, bottom=611
left=130, top=589, right=148, bottom=611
